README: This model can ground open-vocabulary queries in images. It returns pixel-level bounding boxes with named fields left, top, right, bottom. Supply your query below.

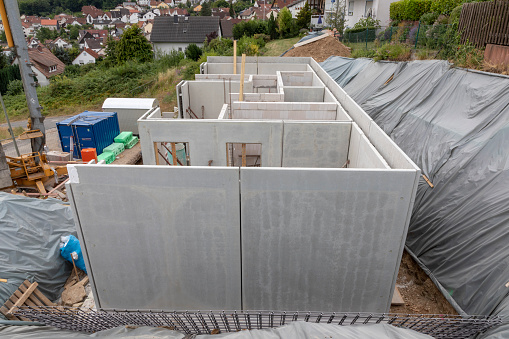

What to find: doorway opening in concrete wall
left=153, top=142, right=190, bottom=166
left=226, top=143, right=261, bottom=167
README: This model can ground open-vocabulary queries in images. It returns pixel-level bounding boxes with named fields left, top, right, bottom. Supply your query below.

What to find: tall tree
left=52, top=47, right=71, bottom=65
left=267, top=12, right=277, bottom=39
left=277, top=7, right=293, bottom=38
left=325, top=0, right=346, bottom=35
left=296, top=2, right=311, bottom=30
left=115, top=26, right=154, bottom=63
left=200, top=2, right=212, bottom=16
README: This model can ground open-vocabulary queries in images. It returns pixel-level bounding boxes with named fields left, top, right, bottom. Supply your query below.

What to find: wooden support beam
left=423, top=174, right=434, bottom=188
left=233, top=40, right=237, bottom=74
left=153, top=143, right=160, bottom=165
left=161, top=143, right=184, bottom=166
left=238, top=53, right=246, bottom=102
left=171, top=143, right=177, bottom=166
left=7, top=281, right=38, bottom=315
left=241, top=143, right=247, bottom=167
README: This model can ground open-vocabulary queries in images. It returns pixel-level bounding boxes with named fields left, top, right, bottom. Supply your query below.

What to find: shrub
left=351, top=48, right=376, bottom=58
left=430, top=0, right=463, bottom=15
left=374, top=44, right=411, bottom=61
left=185, top=44, right=203, bottom=61
left=6, top=80, right=23, bottom=96
left=233, top=20, right=268, bottom=40
left=390, top=0, right=432, bottom=21
left=157, top=50, right=185, bottom=69
left=420, top=12, right=439, bottom=25
left=204, top=37, right=234, bottom=55
left=237, top=35, right=260, bottom=56
left=353, top=17, right=381, bottom=30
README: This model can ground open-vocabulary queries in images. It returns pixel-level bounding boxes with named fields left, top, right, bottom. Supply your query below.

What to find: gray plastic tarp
left=320, top=57, right=509, bottom=337
left=0, top=193, right=75, bottom=308
left=320, top=56, right=372, bottom=87
left=0, top=322, right=433, bottom=339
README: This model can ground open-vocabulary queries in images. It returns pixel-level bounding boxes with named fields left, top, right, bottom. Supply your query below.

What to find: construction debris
left=284, top=35, right=351, bottom=62
left=0, top=280, right=55, bottom=321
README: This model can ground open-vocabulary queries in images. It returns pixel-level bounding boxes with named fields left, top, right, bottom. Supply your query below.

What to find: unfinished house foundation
left=66, top=57, right=421, bottom=314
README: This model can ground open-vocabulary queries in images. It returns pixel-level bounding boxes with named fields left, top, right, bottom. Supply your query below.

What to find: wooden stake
left=239, top=53, right=246, bottom=101
left=241, top=143, right=246, bottom=167
left=423, top=174, right=434, bottom=188
left=233, top=40, right=237, bottom=74
left=171, top=143, right=177, bottom=165
left=154, top=143, right=160, bottom=165
left=71, top=256, right=80, bottom=283
left=0, top=278, right=7, bottom=283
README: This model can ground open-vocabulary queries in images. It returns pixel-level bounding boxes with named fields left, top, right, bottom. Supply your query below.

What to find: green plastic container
left=114, top=131, right=133, bottom=145
left=125, top=136, right=139, bottom=149
left=103, top=142, right=125, bottom=156
left=97, top=152, right=115, bottom=164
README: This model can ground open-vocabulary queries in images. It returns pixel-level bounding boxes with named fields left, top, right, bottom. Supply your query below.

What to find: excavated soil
left=284, top=35, right=351, bottom=62
left=391, top=251, right=458, bottom=315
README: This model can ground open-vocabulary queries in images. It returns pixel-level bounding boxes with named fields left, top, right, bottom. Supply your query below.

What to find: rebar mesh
left=14, top=306, right=502, bottom=338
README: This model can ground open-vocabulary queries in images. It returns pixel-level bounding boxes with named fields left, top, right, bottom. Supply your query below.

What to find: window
left=226, top=143, right=261, bottom=167
left=348, top=1, right=354, bottom=15
left=365, top=0, right=373, bottom=17
left=49, top=65, right=57, bottom=72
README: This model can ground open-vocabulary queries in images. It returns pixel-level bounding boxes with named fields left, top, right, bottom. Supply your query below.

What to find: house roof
left=84, top=38, right=103, bottom=50
left=82, top=48, right=100, bottom=59
left=41, top=19, right=58, bottom=26
left=220, top=18, right=243, bottom=38
left=27, top=46, right=65, bottom=79
left=271, top=0, right=304, bottom=9
left=82, top=5, right=105, bottom=17
left=151, top=16, right=220, bottom=43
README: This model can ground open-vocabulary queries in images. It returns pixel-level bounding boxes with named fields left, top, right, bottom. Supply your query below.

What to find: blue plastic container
left=57, top=111, right=120, bottom=159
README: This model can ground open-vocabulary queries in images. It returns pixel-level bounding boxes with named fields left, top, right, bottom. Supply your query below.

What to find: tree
left=115, top=26, right=154, bottom=63
left=69, top=25, right=81, bottom=40
left=229, top=3, right=235, bottom=17
left=325, top=0, right=346, bottom=35
left=352, top=17, right=381, bottom=30
left=277, top=7, right=293, bottom=38
left=200, top=2, right=212, bottom=16
left=267, top=12, right=277, bottom=39
left=36, top=27, right=55, bottom=42
left=0, top=30, right=6, bottom=43
left=52, top=47, right=71, bottom=65
left=68, top=46, right=81, bottom=62
left=185, top=43, right=203, bottom=61
left=213, top=0, right=228, bottom=7
left=296, top=2, right=311, bottom=30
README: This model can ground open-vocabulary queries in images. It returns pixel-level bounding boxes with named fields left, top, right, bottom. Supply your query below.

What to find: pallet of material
left=0, top=280, right=55, bottom=320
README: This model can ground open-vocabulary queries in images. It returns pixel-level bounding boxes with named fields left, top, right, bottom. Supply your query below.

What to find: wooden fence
left=459, top=1, right=509, bottom=48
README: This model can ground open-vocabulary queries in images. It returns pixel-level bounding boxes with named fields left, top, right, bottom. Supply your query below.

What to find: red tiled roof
left=83, top=48, right=100, bottom=59
left=27, top=46, right=65, bottom=79
left=41, top=19, right=58, bottom=26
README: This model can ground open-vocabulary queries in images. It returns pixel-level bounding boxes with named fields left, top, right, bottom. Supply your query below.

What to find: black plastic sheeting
left=0, top=322, right=433, bottom=338
left=0, top=193, right=75, bottom=310
left=320, top=56, right=509, bottom=338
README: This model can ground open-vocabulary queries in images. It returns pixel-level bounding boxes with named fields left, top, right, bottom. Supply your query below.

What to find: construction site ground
left=284, top=35, right=351, bottom=62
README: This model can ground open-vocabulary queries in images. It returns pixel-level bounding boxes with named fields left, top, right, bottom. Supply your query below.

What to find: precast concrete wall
left=240, top=167, right=419, bottom=312
left=231, top=102, right=339, bottom=120
left=283, top=87, right=325, bottom=102
left=66, top=165, right=242, bottom=310
left=67, top=163, right=418, bottom=313
left=348, top=124, right=390, bottom=169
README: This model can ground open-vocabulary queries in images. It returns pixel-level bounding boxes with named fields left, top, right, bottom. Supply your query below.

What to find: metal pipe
left=0, top=320, right=44, bottom=326
left=0, top=91, right=19, bottom=156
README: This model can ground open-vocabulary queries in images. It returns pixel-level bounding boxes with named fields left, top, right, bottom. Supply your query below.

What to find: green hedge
left=0, top=65, right=21, bottom=95
left=430, top=0, right=464, bottom=15
left=390, top=0, right=432, bottom=21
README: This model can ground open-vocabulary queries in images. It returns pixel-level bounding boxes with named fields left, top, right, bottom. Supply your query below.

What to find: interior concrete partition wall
left=138, top=119, right=284, bottom=167
left=66, top=165, right=242, bottom=310
left=231, top=102, right=339, bottom=120
left=240, top=167, right=418, bottom=312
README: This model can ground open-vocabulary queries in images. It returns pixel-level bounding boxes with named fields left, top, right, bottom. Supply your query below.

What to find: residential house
left=40, top=19, right=59, bottom=30
left=14, top=45, right=65, bottom=86
left=72, top=48, right=100, bottom=65
left=93, top=19, right=114, bottom=30
left=84, top=38, right=103, bottom=52
left=27, top=37, right=40, bottom=48
left=138, top=0, right=151, bottom=6
left=151, top=1, right=169, bottom=8
left=67, top=18, right=87, bottom=26
left=220, top=18, right=243, bottom=38
left=212, top=8, right=230, bottom=20
left=87, top=29, right=109, bottom=42
left=78, top=31, right=94, bottom=48
left=21, top=22, right=34, bottom=36
left=129, top=11, right=141, bottom=24
left=83, top=6, right=106, bottom=24
left=50, top=37, right=70, bottom=49
left=141, top=11, right=158, bottom=21
left=151, top=15, right=221, bottom=53
left=271, top=0, right=306, bottom=18
left=344, top=0, right=399, bottom=27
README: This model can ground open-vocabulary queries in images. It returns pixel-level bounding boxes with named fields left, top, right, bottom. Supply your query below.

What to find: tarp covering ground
left=0, top=322, right=433, bottom=339
left=320, top=56, right=509, bottom=338
left=0, top=193, right=75, bottom=312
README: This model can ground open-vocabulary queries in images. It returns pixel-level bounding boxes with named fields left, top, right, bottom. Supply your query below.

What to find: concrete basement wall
left=67, top=165, right=242, bottom=310
left=280, top=71, right=314, bottom=86
left=231, top=102, right=339, bottom=120
left=283, top=87, right=325, bottom=102
left=348, top=124, right=390, bottom=169
left=240, top=166, right=418, bottom=312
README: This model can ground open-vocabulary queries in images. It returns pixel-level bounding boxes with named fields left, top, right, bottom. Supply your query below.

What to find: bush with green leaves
left=296, top=1, right=311, bottom=29
left=204, top=37, right=234, bottom=55
left=6, top=80, right=24, bottom=96
left=237, top=35, right=260, bottom=56
left=373, top=43, right=411, bottom=61
left=353, top=17, right=381, bottom=30
left=390, top=0, right=432, bottom=21
left=430, top=0, right=464, bottom=15
left=185, top=44, right=203, bottom=61
left=277, top=7, right=298, bottom=38
left=420, top=12, right=439, bottom=25
left=158, top=50, right=185, bottom=68
left=115, top=25, right=154, bottom=63
left=0, top=65, right=21, bottom=95
left=232, top=20, right=268, bottom=40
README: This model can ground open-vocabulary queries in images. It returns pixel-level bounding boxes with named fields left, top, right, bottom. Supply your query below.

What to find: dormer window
left=49, top=65, right=57, bottom=73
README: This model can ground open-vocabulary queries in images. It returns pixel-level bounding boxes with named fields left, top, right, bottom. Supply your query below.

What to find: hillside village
left=0, top=0, right=303, bottom=85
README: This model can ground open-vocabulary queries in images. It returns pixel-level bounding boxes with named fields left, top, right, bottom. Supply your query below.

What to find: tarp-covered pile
left=0, top=193, right=75, bottom=311
left=320, top=56, right=509, bottom=338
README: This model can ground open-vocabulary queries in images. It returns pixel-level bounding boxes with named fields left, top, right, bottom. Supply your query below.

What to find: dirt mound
left=284, top=35, right=351, bottom=62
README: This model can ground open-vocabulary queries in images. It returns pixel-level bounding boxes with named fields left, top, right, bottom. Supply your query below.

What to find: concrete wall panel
left=240, top=167, right=418, bottom=312
left=282, top=122, right=351, bottom=168
left=283, top=87, right=324, bottom=102
left=67, top=165, right=242, bottom=310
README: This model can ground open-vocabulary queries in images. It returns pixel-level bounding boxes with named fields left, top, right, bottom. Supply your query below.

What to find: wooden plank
left=233, top=40, right=237, bottom=75
left=13, top=290, right=37, bottom=307
left=501, top=3, right=509, bottom=45
left=2, top=300, right=18, bottom=320
left=18, top=283, right=44, bottom=306
left=241, top=144, right=246, bottom=167
left=238, top=53, right=246, bottom=102
left=8, top=281, right=38, bottom=314
left=391, top=287, right=405, bottom=306
left=22, top=280, right=55, bottom=306
left=171, top=143, right=177, bottom=166
left=153, top=143, right=160, bottom=165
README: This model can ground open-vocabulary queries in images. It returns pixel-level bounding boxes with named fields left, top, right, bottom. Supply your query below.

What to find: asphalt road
left=1, top=115, right=72, bottom=131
